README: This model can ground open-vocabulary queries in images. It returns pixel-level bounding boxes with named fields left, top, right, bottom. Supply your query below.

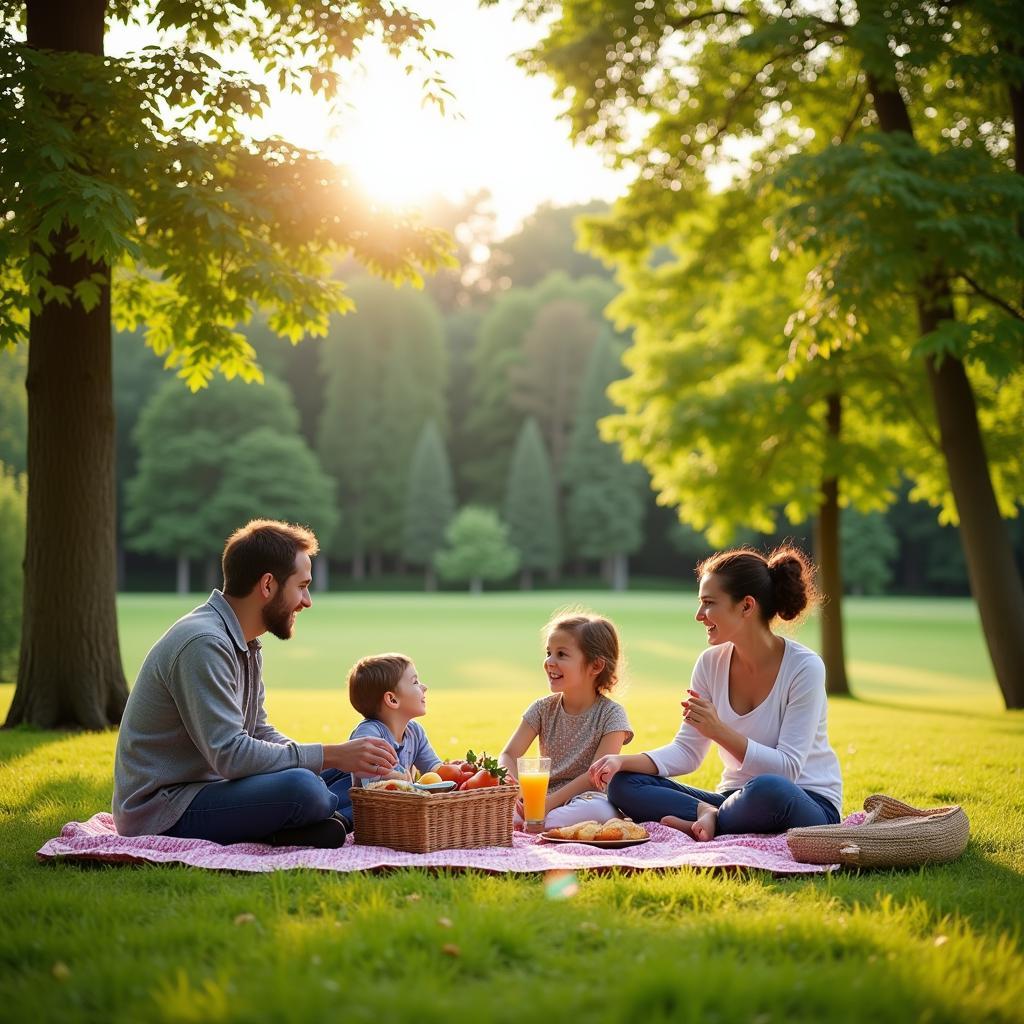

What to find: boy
left=326, top=653, right=443, bottom=827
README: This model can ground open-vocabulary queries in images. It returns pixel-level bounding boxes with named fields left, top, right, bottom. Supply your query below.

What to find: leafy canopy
left=0, top=1, right=455, bottom=388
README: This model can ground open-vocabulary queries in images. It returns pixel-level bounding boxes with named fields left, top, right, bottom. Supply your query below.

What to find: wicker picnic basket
left=786, top=793, right=969, bottom=869
left=350, top=784, right=520, bottom=853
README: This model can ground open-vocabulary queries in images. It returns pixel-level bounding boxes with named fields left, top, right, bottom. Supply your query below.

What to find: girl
left=500, top=609, right=633, bottom=830
left=590, top=547, right=842, bottom=840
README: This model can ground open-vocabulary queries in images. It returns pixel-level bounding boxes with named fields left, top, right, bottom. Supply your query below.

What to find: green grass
left=1, top=593, right=1022, bottom=1023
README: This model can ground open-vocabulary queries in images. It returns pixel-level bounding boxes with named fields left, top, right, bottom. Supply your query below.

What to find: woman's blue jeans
left=163, top=767, right=352, bottom=844
left=607, top=772, right=840, bottom=834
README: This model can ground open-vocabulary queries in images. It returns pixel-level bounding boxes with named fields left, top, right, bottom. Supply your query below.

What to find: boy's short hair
left=348, top=653, right=411, bottom=719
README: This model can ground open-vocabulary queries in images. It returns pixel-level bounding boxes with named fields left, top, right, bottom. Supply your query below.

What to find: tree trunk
left=611, top=553, right=629, bottom=592
left=4, top=0, right=129, bottom=729
left=424, top=565, right=437, bottom=592
left=204, top=557, right=219, bottom=591
left=519, top=567, right=533, bottom=590
left=867, top=71, right=1024, bottom=708
left=923, top=348, right=1024, bottom=708
left=313, top=556, right=329, bottom=593
left=176, top=555, right=190, bottom=595
left=351, top=552, right=365, bottom=580
left=814, top=396, right=850, bottom=696
left=470, top=577, right=482, bottom=595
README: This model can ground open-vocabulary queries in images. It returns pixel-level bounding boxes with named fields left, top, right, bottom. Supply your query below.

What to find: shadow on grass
left=793, top=844, right=1024, bottom=954
left=0, top=723, right=91, bottom=764
left=830, top=693, right=1016, bottom=725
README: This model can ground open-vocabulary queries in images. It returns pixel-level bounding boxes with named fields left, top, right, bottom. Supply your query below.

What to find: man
left=113, top=519, right=397, bottom=848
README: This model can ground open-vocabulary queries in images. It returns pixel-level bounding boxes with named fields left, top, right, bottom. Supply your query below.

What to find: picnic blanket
left=37, top=812, right=866, bottom=874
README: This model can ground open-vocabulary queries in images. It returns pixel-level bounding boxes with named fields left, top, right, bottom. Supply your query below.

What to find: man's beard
left=262, top=588, right=295, bottom=640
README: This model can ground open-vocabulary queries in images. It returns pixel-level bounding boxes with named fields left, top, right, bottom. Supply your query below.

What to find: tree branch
left=959, top=272, right=1024, bottom=322
left=838, top=83, right=868, bottom=144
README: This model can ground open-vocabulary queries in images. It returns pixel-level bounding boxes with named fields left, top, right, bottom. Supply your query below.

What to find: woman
left=590, top=546, right=842, bottom=840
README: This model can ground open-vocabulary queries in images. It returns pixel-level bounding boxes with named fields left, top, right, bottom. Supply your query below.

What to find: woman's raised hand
left=682, top=689, right=722, bottom=740
left=589, top=754, right=624, bottom=790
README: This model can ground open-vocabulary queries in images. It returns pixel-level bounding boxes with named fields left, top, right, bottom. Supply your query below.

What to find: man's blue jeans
left=163, top=767, right=352, bottom=844
left=607, top=772, right=841, bottom=834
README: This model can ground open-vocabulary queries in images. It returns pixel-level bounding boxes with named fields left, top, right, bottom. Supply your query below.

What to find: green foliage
left=434, top=506, right=519, bottom=591
left=0, top=345, right=26, bottom=474
left=0, top=465, right=25, bottom=678
left=507, top=0, right=1024, bottom=538
left=205, top=428, right=338, bottom=548
left=564, top=331, right=646, bottom=560
left=316, top=277, right=447, bottom=564
left=503, top=418, right=561, bottom=577
left=0, top=4, right=454, bottom=384
left=513, top=298, right=601, bottom=476
left=600, top=198, right=918, bottom=546
left=125, top=374, right=317, bottom=559
left=841, top=509, right=898, bottom=596
left=402, top=420, right=456, bottom=570
left=462, top=272, right=620, bottom=504
left=461, top=289, right=539, bottom=504
left=488, top=200, right=613, bottom=287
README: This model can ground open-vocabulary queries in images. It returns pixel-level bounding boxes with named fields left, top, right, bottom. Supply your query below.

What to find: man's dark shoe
left=268, top=814, right=348, bottom=849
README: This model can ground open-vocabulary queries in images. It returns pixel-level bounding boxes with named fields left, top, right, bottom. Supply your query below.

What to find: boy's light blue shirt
left=350, top=718, right=442, bottom=778
left=331, top=719, right=442, bottom=813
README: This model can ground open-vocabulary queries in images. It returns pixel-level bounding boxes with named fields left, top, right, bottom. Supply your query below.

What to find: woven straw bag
left=786, top=794, right=969, bottom=868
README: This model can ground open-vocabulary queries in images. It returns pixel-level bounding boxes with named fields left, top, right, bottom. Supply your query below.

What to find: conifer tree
left=317, top=278, right=447, bottom=576
left=504, top=418, right=561, bottom=588
left=403, top=420, right=456, bottom=591
left=563, top=331, right=645, bottom=590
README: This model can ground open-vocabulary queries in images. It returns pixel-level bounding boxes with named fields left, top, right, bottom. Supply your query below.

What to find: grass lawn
left=1, top=592, right=1022, bottom=1022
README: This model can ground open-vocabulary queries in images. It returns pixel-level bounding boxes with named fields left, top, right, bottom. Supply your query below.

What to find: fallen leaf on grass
left=441, top=944, right=461, bottom=957
left=437, top=916, right=453, bottom=928
left=51, top=962, right=70, bottom=981
left=234, top=913, right=257, bottom=926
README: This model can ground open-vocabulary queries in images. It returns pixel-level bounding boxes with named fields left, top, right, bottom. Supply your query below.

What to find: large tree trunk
left=923, top=345, right=1024, bottom=708
left=5, top=0, right=129, bottom=729
left=867, top=72, right=1024, bottom=708
left=814, top=394, right=850, bottom=697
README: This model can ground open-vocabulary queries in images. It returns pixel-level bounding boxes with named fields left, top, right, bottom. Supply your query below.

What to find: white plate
left=539, top=832, right=651, bottom=849
left=413, top=780, right=457, bottom=792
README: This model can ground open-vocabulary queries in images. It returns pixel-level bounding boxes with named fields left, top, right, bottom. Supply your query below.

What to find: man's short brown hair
left=222, top=519, right=319, bottom=597
left=347, top=653, right=410, bottom=719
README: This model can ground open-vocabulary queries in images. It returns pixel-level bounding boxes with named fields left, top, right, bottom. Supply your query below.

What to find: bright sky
left=257, top=0, right=629, bottom=236
left=105, top=1, right=631, bottom=237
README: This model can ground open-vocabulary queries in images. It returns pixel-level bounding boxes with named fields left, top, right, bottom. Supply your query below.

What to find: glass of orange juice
left=517, top=756, right=551, bottom=833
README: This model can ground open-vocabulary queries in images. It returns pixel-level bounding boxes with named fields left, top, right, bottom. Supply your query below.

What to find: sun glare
left=265, top=54, right=471, bottom=212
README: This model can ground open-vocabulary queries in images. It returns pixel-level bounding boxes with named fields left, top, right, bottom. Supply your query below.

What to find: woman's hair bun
left=766, top=547, right=817, bottom=621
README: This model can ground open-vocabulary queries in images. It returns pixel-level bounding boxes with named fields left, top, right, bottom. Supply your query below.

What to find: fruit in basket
left=417, top=771, right=443, bottom=785
left=462, top=769, right=499, bottom=790
left=456, top=751, right=508, bottom=790
left=435, top=763, right=466, bottom=784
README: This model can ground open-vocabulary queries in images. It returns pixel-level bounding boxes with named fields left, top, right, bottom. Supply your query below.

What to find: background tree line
left=1, top=197, right=1018, bottom=641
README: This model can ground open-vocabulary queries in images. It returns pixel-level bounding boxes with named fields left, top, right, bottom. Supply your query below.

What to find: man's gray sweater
left=112, top=590, right=322, bottom=836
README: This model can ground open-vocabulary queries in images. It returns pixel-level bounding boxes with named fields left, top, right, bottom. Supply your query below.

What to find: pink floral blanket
left=37, top=812, right=864, bottom=874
